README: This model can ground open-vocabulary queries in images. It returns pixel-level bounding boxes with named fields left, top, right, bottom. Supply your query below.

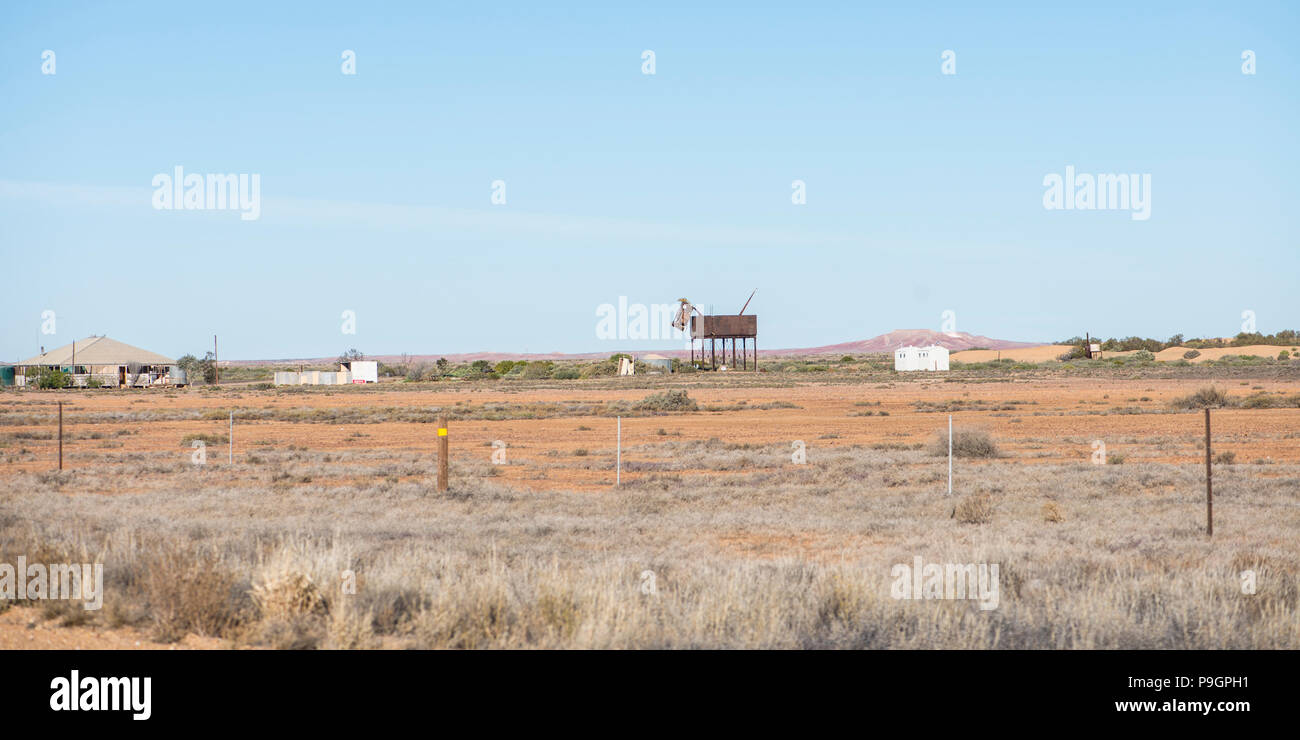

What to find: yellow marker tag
left=437, top=428, right=447, bottom=436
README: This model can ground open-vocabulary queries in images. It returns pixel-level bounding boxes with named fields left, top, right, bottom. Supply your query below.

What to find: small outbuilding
left=894, top=345, right=950, bottom=372
left=642, top=353, right=674, bottom=373
left=341, top=360, right=378, bottom=383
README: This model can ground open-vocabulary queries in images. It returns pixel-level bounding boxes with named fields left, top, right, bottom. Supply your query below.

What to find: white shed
left=894, top=345, right=949, bottom=372
left=341, top=360, right=378, bottom=383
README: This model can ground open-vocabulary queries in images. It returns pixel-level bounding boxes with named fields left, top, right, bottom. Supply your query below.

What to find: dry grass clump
left=953, top=493, right=994, bottom=524
left=139, top=542, right=244, bottom=642
left=252, top=569, right=325, bottom=622
left=1170, top=385, right=1233, bottom=409
left=326, top=605, right=377, bottom=649
left=246, top=540, right=350, bottom=648
left=1041, top=501, right=1063, bottom=523
left=1240, top=392, right=1300, bottom=409
left=930, top=429, right=1000, bottom=458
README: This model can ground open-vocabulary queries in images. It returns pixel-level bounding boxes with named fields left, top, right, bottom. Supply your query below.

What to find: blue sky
left=1, top=1, right=1296, bottom=361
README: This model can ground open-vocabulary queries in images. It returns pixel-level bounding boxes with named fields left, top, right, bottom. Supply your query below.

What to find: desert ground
left=2, top=363, right=1298, bottom=649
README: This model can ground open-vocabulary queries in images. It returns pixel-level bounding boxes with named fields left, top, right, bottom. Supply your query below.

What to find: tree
left=175, top=353, right=216, bottom=384
left=182, top=352, right=217, bottom=384
left=339, top=348, right=365, bottom=364
left=436, top=357, right=448, bottom=375
left=176, top=354, right=198, bottom=376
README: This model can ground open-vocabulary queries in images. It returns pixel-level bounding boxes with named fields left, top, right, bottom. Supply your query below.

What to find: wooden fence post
left=58, top=401, right=63, bottom=471
left=437, top=416, right=449, bottom=492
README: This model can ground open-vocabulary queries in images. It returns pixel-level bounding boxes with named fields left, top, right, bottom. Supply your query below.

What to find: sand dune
left=950, top=345, right=1074, bottom=363
left=951, top=343, right=1295, bottom=364
left=1154, top=345, right=1296, bottom=362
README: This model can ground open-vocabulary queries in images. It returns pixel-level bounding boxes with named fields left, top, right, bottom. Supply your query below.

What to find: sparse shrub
left=34, top=368, right=71, bottom=389
left=635, top=390, right=698, bottom=412
left=1237, top=392, right=1300, bottom=410
left=553, top=368, right=580, bottom=380
left=521, top=361, right=555, bottom=379
left=955, top=493, right=993, bottom=524
left=180, top=433, right=227, bottom=446
left=1107, top=453, right=1126, bottom=465
left=1132, top=350, right=1155, bottom=362
left=1213, top=451, right=1236, bottom=465
left=579, top=360, right=618, bottom=378
left=1240, top=393, right=1277, bottom=409
left=929, top=429, right=999, bottom=458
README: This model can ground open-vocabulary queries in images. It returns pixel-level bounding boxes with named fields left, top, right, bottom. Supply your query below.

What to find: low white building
left=894, top=345, right=950, bottom=372
left=275, top=360, right=378, bottom=386
left=341, top=360, right=378, bottom=383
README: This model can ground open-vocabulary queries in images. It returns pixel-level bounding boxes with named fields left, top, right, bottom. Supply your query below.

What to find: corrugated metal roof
left=16, top=337, right=175, bottom=366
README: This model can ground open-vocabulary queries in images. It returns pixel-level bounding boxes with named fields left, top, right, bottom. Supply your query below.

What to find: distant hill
left=230, top=330, right=1042, bottom=366
left=782, top=330, right=1042, bottom=355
